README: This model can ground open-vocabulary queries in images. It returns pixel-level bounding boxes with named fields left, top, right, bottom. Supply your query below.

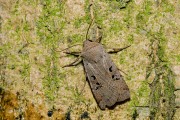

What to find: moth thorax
left=83, top=40, right=99, bottom=51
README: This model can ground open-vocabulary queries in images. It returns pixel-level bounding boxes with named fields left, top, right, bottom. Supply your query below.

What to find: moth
left=63, top=24, right=130, bottom=110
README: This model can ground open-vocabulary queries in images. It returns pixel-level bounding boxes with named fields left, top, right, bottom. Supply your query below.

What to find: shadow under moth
left=63, top=24, right=130, bottom=110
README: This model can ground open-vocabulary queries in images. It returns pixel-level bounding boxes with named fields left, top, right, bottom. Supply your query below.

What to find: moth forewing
left=82, top=40, right=130, bottom=110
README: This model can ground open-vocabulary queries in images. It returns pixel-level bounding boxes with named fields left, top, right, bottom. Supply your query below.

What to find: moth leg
left=64, top=51, right=81, bottom=57
left=118, top=68, right=128, bottom=75
left=62, top=57, right=82, bottom=68
left=107, top=45, right=131, bottom=54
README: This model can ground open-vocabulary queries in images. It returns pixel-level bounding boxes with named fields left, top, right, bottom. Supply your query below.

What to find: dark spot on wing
left=112, top=74, right=120, bottom=80
left=95, top=82, right=102, bottom=90
left=109, top=66, right=113, bottom=72
left=96, top=82, right=100, bottom=85
left=91, top=75, right=96, bottom=80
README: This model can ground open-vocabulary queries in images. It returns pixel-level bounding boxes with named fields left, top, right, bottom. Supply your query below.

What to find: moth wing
left=82, top=44, right=130, bottom=109
left=103, top=51, right=130, bottom=102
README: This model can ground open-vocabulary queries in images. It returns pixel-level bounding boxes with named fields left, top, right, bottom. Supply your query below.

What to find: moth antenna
left=54, top=44, right=82, bottom=52
left=86, top=18, right=94, bottom=40
left=86, top=2, right=95, bottom=40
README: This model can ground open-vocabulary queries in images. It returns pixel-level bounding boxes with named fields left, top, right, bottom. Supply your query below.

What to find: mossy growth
left=104, top=0, right=131, bottom=9
left=136, top=1, right=153, bottom=31
left=147, top=28, right=175, bottom=119
left=123, top=2, right=134, bottom=27
left=93, top=1, right=108, bottom=28
left=176, top=55, right=180, bottom=63
left=109, top=20, right=123, bottom=35
left=148, top=27, right=168, bottom=62
left=42, top=48, right=60, bottom=101
left=161, top=0, right=175, bottom=13
left=70, top=34, right=84, bottom=45
left=36, top=0, right=66, bottom=101
left=36, top=0, right=65, bottom=46
left=74, top=18, right=84, bottom=29
left=137, top=81, right=150, bottom=101
left=127, top=34, right=134, bottom=44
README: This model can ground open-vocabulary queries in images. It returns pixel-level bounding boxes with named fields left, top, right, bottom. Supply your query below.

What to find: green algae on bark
left=147, top=31, right=175, bottom=119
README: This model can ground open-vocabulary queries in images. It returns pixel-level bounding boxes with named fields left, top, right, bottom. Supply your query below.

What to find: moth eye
left=91, top=75, right=96, bottom=80
left=109, top=66, right=113, bottom=72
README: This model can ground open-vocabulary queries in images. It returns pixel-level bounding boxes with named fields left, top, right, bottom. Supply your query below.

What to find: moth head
left=88, top=39, right=93, bottom=42
left=85, top=36, right=102, bottom=44
left=86, top=24, right=102, bottom=43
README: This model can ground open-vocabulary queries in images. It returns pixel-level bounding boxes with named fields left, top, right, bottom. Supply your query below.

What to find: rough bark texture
left=148, top=38, right=175, bottom=120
